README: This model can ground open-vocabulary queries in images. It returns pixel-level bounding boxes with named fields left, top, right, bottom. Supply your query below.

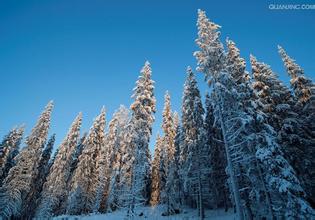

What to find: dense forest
left=0, top=9, right=314, bottom=219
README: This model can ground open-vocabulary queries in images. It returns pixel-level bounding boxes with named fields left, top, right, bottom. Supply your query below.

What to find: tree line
left=0, top=9, right=314, bottom=219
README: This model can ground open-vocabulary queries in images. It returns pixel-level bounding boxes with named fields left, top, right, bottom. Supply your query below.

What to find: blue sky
left=0, top=0, right=314, bottom=152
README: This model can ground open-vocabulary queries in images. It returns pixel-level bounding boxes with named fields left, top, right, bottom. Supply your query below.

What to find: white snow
left=54, top=205, right=237, bottom=220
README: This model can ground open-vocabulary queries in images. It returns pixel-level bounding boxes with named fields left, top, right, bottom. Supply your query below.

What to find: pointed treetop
left=165, top=90, right=170, bottom=97
left=197, top=9, right=221, bottom=29
left=43, top=100, right=54, bottom=114
left=98, top=107, right=106, bottom=123
left=43, top=100, right=54, bottom=110
left=141, top=61, right=152, bottom=78
left=278, top=45, right=304, bottom=78
left=93, top=107, right=106, bottom=126
left=26, top=100, right=54, bottom=148
left=226, top=38, right=248, bottom=83
left=101, top=106, right=106, bottom=114
left=77, top=112, right=83, bottom=118
left=250, top=54, right=278, bottom=80
left=163, top=91, right=171, bottom=111
left=249, top=54, right=257, bottom=63
left=111, top=105, right=129, bottom=124
left=118, top=104, right=128, bottom=111
left=43, top=100, right=54, bottom=115
left=75, top=112, right=83, bottom=122
left=194, top=9, right=225, bottom=82
left=69, top=112, right=83, bottom=131
left=196, top=9, right=222, bottom=50
left=130, top=61, right=156, bottom=135
left=88, top=108, right=106, bottom=132
left=62, top=112, right=82, bottom=142
left=84, top=107, right=106, bottom=148
left=45, top=100, right=54, bottom=113
left=115, top=105, right=129, bottom=118
left=278, top=46, right=314, bottom=105
left=250, top=54, right=268, bottom=81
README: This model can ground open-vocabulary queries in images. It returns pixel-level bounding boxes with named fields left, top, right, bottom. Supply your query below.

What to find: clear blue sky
left=0, top=0, right=314, bottom=152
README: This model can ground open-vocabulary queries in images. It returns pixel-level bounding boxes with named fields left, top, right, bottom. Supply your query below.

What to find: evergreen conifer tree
left=36, top=113, right=82, bottom=217
left=0, top=101, right=53, bottom=218
left=126, top=61, right=156, bottom=217
left=278, top=46, right=315, bottom=206
left=66, top=109, right=106, bottom=215
left=160, top=92, right=178, bottom=214
left=180, top=66, right=208, bottom=218
left=106, top=107, right=130, bottom=211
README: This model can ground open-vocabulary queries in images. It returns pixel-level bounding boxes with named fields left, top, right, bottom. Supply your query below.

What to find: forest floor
left=54, top=205, right=236, bottom=219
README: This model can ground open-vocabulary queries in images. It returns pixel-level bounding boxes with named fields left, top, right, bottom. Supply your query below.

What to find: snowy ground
left=54, top=206, right=236, bottom=220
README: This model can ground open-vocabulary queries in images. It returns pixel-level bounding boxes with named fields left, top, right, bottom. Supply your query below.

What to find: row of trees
left=0, top=61, right=156, bottom=219
left=0, top=9, right=314, bottom=219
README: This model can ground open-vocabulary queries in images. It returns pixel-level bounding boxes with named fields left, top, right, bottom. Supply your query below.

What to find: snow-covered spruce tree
left=204, top=93, right=231, bottom=210
left=223, top=40, right=259, bottom=217
left=278, top=46, right=315, bottom=132
left=106, top=106, right=131, bottom=212
left=250, top=55, right=311, bottom=195
left=164, top=112, right=182, bottom=215
left=160, top=92, right=177, bottom=214
left=93, top=109, right=108, bottom=213
left=149, top=134, right=163, bottom=206
left=161, top=91, right=175, bottom=174
left=0, top=101, right=53, bottom=219
left=250, top=55, right=295, bottom=131
left=101, top=105, right=129, bottom=212
left=0, top=126, right=24, bottom=186
left=180, top=67, right=209, bottom=218
left=194, top=9, right=314, bottom=219
left=66, top=108, right=106, bottom=215
left=23, top=134, right=55, bottom=219
left=226, top=39, right=251, bottom=85
left=226, top=39, right=254, bottom=112
left=226, top=42, right=282, bottom=218
left=278, top=46, right=315, bottom=206
left=36, top=113, right=82, bottom=218
left=126, top=61, right=156, bottom=217
left=180, top=67, right=197, bottom=189
left=278, top=46, right=315, bottom=106
left=160, top=91, right=173, bottom=204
